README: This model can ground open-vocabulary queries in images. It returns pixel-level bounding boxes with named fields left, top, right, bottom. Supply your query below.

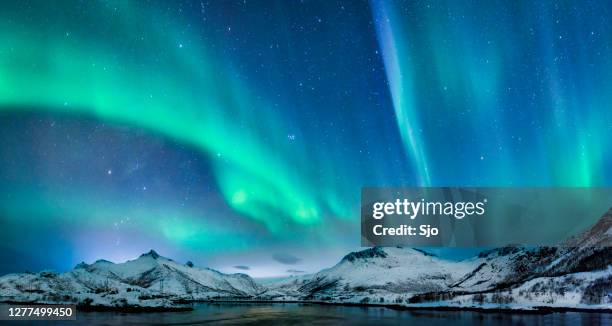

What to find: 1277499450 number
left=1, top=304, right=76, bottom=320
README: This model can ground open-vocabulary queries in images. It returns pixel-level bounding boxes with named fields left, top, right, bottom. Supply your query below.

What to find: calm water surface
left=2, top=303, right=610, bottom=325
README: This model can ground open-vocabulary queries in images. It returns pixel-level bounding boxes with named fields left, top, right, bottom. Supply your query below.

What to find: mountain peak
left=141, top=249, right=160, bottom=259
left=341, top=247, right=387, bottom=263
left=340, top=247, right=435, bottom=263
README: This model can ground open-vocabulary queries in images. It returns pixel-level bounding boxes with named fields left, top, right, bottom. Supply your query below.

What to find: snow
left=1, top=209, right=611, bottom=311
left=305, top=247, right=478, bottom=293
left=261, top=209, right=612, bottom=310
left=0, top=250, right=262, bottom=309
left=2, top=246, right=610, bottom=311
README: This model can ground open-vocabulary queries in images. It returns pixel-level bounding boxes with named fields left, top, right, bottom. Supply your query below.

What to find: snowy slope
left=448, top=246, right=559, bottom=292
left=289, top=247, right=477, bottom=302
left=265, top=208, right=612, bottom=309
left=412, top=267, right=612, bottom=310
left=452, top=208, right=612, bottom=292
left=1, top=209, right=610, bottom=311
left=0, top=250, right=262, bottom=309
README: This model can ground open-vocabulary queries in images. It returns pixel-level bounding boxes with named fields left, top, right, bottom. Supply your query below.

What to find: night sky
left=1, top=1, right=611, bottom=277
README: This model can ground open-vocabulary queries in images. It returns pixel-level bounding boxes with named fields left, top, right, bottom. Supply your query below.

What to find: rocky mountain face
left=264, top=209, right=612, bottom=309
left=0, top=250, right=262, bottom=309
left=447, top=209, right=612, bottom=292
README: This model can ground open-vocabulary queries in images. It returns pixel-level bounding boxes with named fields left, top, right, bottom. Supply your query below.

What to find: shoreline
left=2, top=299, right=610, bottom=314
left=198, top=299, right=612, bottom=315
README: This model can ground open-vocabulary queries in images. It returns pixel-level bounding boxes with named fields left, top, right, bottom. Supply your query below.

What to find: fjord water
left=3, top=303, right=609, bottom=325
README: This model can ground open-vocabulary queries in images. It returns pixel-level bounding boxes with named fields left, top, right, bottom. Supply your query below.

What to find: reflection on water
left=2, top=303, right=610, bottom=325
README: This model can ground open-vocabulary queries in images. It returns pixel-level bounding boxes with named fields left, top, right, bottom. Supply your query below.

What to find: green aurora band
left=0, top=2, right=341, bottom=233
left=1, top=1, right=611, bottom=269
left=371, top=0, right=611, bottom=187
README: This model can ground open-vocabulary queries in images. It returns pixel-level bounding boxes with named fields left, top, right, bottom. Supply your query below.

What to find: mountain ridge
left=0, top=249, right=262, bottom=310
left=262, top=208, right=611, bottom=310
left=1, top=209, right=610, bottom=311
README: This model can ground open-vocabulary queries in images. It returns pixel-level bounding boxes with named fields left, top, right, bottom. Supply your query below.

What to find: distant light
left=232, top=190, right=247, bottom=204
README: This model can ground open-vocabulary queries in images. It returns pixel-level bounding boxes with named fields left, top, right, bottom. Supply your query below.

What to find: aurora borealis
left=1, top=1, right=611, bottom=277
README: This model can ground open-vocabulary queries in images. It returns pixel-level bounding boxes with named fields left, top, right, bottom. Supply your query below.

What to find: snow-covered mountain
left=263, top=208, right=612, bottom=310
left=447, top=208, right=611, bottom=293
left=0, top=250, right=262, bottom=310
left=1, top=209, right=610, bottom=311
left=266, top=247, right=477, bottom=302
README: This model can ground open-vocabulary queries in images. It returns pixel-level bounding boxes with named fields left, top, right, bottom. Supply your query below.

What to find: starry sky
left=1, top=0, right=611, bottom=277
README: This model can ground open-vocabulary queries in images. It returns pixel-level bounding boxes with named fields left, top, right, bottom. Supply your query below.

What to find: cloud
left=272, top=253, right=301, bottom=265
left=233, top=265, right=250, bottom=270
left=286, top=269, right=305, bottom=274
